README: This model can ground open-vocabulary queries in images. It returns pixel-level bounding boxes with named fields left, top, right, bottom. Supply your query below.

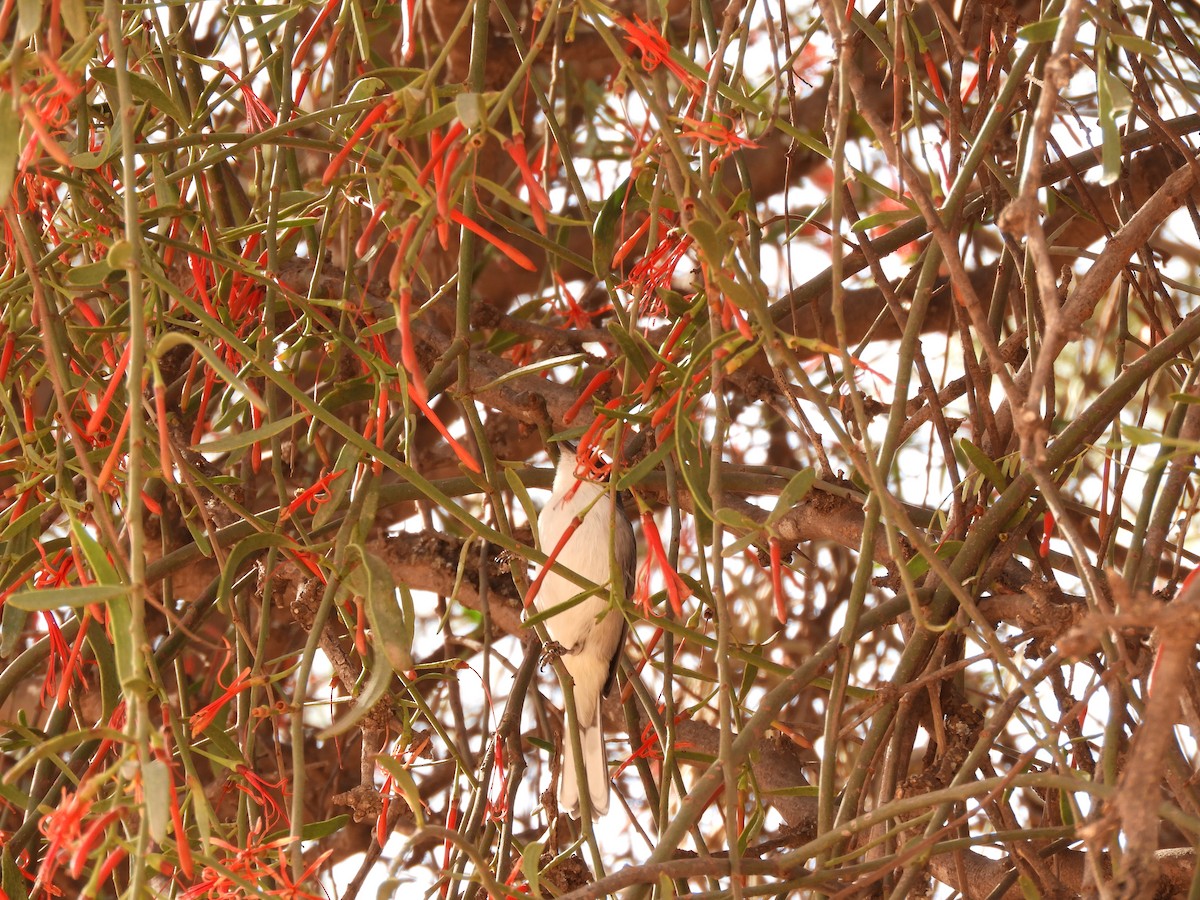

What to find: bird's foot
left=539, top=640, right=566, bottom=669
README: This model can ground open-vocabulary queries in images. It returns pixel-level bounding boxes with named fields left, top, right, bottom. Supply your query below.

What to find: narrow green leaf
left=1016, top=17, right=1060, bottom=42
left=313, top=442, right=361, bottom=530
left=198, top=411, right=308, bottom=454
left=605, top=322, right=651, bottom=379
left=507, top=466, right=541, bottom=539
left=375, top=754, right=426, bottom=829
left=267, top=815, right=351, bottom=844
left=318, top=653, right=391, bottom=738
left=69, top=516, right=134, bottom=687
left=16, top=0, right=41, bottom=40
left=347, top=545, right=414, bottom=674
left=1108, top=32, right=1158, bottom=56
left=958, top=439, right=1009, bottom=491
left=348, top=0, right=369, bottom=58
left=1096, top=40, right=1129, bottom=187
left=766, top=469, right=817, bottom=527
left=70, top=517, right=121, bottom=585
left=713, top=506, right=759, bottom=532
left=61, top=0, right=88, bottom=39
left=2, top=846, right=31, bottom=900
left=1, top=600, right=29, bottom=658
left=67, top=260, right=115, bottom=287
left=0, top=103, right=20, bottom=201
left=521, top=840, right=543, bottom=893
left=217, top=533, right=298, bottom=611
left=472, top=354, right=586, bottom=394
left=6, top=584, right=127, bottom=611
left=154, top=332, right=268, bottom=413
left=144, top=758, right=172, bottom=843
left=455, top=93, right=484, bottom=130
left=905, top=541, right=963, bottom=579
left=194, top=726, right=243, bottom=770
left=592, top=175, right=642, bottom=276
left=90, top=67, right=188, bottom=125
left=614, top=438, right=674, bottom=493
left=851, top=208, right=918, bottom=232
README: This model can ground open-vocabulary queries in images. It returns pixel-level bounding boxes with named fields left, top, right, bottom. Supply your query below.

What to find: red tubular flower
left=280, top=469, right=346, bottom=523
left=322, top=99, right=390, bottom=186
left=37, top=783, right=103, bottom=889
left=448, top=209, right=536, bottom=272
left=0, top=331, right=14, bottom=382
left=406, top=382, right=481, bottom=474
left=292, top=0, right=341, bottom=69
left=617, top=16, right=704, bottom=96
left=523, top=513, right=583, bottom=610
left=397, top=288, right=429, bottom=403
left=639, top=510, right=689, bottom=616
left=563, top=369, right=615, bottom=425
left=234, top=764, right=289, bottom=827
left=624, top=230, right=693, bottom=296
left=503, top=135, right=550, bottom=235
left=769, top=538, right=786, bottom=623
left=189, top=666, right=253, bottom=735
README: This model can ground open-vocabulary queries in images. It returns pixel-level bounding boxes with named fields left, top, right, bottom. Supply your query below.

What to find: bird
left=534, top=443, right=636, bottom=819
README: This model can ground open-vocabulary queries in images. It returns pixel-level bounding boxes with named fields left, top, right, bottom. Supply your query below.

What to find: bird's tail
left=558, top=718, right=609, bottom=819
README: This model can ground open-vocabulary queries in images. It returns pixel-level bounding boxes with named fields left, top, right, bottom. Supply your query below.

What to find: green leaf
left=1016, top=17, right=1060, bottom=43
left=958, top=439, right=1009, bottom=491
left=376, top=754, right=426, bottom=829
left=61, top=0, right=89, bottom=39
left=2, top=846, right=30, bottom=900
left=106, top=240, right=136, bottom=271
left=506, top=466, right=540, bottom=537
left=144, top=758, right=171, bottom=844
left=1, top=600, right=29, bottom=659
left=1096, top=39, right=1130, bottom=188
left=154, top=332, right=268, bottom=414
left=905, top=540, right=963, bottom=579
left=455, top=93, right=484, bottom=130
left=16, top=0, right=41, bottom=40
left=521, top=840, right=543, bottom=894
left=217, top=532, right=298, bottom=612
left=313, top=442, right=360, bottom=530
left=592, top=174, right=644, bottom=276
left=1108, top=32, right=1158, bottom=56
left=472, top=354, right=587, bottom=394
left=318, top=651, right=391, bottom=738
left=766, top=469, right=817, bottom=527
left=70, top=517, right=121, bottom=585
left=346, top=545, right=414, bottom=674
left=198, top=410, right=309, bottom=454
left=605, top=322, right=652, bottom=379
left=67, top=260, right=115, bottom=287
left=267, top=814, right=351, bottom=844
left=0, top=103, right=20, bottom=202
left=851, top=207, right=918, bottom=232
left=69, top=516, right=135, bottom=688
left=195, top=726, right=243, bottom=770
left=6, top=584, right=128, bottom=611
left=614, top=438, right=674, bottom=493
left=90, top=67, right=188, bottom=125
left=713, top=506, right=759, bottom=532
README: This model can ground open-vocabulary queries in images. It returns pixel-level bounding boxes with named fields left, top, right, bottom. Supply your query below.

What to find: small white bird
left=535, top=444, right=636, bottom=819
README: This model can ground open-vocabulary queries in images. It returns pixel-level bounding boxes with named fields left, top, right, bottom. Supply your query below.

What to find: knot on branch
left=333, top=785, right=384, bottom=824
